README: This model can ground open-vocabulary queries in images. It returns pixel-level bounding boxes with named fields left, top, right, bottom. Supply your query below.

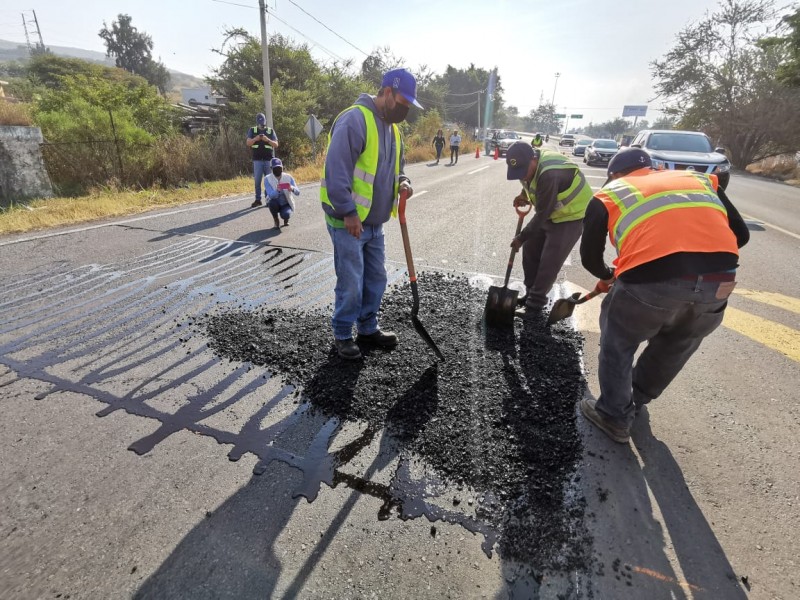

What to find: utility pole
left=31, top=10, right=45, bottom=49
left=21, top=13, right=32, bottom=53
left=258, top=0, right=274, bottom=128
left=551, top=72, right=560, bottom=106
left=477, top=91, right=481, bottom=133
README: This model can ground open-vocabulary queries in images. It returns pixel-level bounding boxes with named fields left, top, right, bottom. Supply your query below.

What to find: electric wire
left=268, top=11, right=346, bottom=63
left=284, top=0, right=369, bottom=57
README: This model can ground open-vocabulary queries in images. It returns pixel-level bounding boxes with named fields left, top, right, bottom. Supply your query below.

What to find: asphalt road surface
left=1, top=140, right=798, bottom=599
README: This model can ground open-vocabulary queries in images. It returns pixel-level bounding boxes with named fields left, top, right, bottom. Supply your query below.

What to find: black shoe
left=357, top=330, right=398, bottom=349
left=251, top=199, right=263, bottom=208
left=335, top=338, right=362, bottom=360
left=283, top=218, right=289, bottom=226
left=516, top=294, right=528, bottom=307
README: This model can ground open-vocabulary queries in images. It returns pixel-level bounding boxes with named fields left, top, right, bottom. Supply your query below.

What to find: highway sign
left=554, top=113, right=567, bottom=118
left=304, top=114, right=323, bottom=141
left=622, top=105, right=648, bottom=117
left=570, top=114, right=583, bottom=119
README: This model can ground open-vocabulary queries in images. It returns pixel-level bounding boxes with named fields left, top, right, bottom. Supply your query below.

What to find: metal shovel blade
left=411, top=314, right=444, bottom=361
left=546, top=292, right=583, bottom=325
left=484, top=285, right=520, bottom=328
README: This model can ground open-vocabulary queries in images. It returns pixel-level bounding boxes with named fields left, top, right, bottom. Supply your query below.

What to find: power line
left=284, top=0, right=369, bottom=56
left=211, top=0, right=257, bottom=8
left=269, top=11, right=346, bottom=62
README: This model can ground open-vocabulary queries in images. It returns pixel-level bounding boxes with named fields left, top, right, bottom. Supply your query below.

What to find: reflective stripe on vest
left=320, top=105, right=401, bottom=228
left=251, top=126, right=273, bottom=150
left=523, top=150, right=592, bottom=222
left=597, top=169, right=737, bottom=276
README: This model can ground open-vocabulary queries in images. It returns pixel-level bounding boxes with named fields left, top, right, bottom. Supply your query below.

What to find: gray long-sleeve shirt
left=322, top=93, right=408, bottom=226
left=518, top=168, right=576, bottom=243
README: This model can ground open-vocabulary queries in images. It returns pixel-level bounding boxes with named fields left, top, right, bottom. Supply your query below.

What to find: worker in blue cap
left=320, top=68, right=423, bottom=360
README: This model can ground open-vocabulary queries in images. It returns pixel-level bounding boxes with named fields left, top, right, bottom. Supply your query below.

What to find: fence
left=39, top=126, right=254, bottom=196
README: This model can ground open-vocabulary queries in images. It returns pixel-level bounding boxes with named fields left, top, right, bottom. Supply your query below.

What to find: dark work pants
left=597, top=277, right=732, bottom=428
left=521, top=218, right=584, bottom=308
left=450, top=145, right=459, bottom=163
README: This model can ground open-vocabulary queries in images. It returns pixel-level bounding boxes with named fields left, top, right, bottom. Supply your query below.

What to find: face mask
left=272, top=168, right=282, bottom=178
left=383, top=93, right=409, bottom=123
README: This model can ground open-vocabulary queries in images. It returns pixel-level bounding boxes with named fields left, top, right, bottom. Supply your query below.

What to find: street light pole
left=551, top=72, right=560, bottom=106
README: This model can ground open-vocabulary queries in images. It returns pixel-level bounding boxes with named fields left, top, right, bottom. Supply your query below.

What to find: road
left=1, top=140, right=798, bottom=599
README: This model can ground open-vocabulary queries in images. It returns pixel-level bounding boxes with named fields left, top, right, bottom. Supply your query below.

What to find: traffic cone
left=493, top=146, right=499, bottom=160
left=475, top=146, right=480, bottom=159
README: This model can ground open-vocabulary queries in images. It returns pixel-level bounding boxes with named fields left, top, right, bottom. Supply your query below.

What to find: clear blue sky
left=1, top=0, right=731, bottom=126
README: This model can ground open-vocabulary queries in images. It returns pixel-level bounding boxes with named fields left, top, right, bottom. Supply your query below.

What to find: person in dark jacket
left=432, top=129, right=445, bottom=164
left=579, top=148, right=749, bottom=444
left=246, top=113, right=279, bottom=208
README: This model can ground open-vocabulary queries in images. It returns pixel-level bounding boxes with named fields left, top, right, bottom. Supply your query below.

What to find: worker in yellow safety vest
left=320, top=68, right=422, bottom=360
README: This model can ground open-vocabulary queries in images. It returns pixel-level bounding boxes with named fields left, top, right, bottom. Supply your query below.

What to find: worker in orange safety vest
left=578, top=148, right=750, bottom=444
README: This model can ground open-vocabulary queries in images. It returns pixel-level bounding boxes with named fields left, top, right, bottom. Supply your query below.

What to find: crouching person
left=265, top=158, right=300, bottom=229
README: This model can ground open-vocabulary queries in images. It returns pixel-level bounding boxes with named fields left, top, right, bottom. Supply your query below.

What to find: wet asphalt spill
left=203, top=272, right=591, bottom=575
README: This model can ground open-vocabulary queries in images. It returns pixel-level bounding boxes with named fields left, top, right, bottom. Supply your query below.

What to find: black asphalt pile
left=202, top=272, right=590, bottom=571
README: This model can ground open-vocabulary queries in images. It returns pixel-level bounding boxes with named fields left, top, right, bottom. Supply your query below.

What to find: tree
left=99, top=14, right=171, bottom=94
left=651, top=116, right=677, bottom=130
left=651, top=0, right=800, bottom=167
left=523, top=103, right=561, bottom=134
left=760, top=6, right=800, bottom=86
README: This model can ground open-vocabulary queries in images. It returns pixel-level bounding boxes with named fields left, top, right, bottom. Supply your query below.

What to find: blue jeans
left=253, top=160, right=271, bottom=200
left=327, top=223, right=387, bottom=340
left=268, top=196, right=293, bottom=220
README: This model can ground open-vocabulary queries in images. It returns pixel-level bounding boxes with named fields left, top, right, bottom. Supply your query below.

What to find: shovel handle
left=398, top=189, right=416, bottom=282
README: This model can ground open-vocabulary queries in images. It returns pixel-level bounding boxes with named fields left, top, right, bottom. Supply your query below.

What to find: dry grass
left=746, top=153, right=800, bottom=186
left=0, top=178, right=253, bottom=235
left=0, top=101, right=33, bottom=126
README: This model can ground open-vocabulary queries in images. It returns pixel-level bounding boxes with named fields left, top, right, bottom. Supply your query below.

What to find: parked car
left=572, top=139, right=592, bottom=157
left=559, top=134, right=575, bottom=147
left=492, top=131, right=523, bottom=156
left=630, top=129, right=731, bottom=189
left=584, top=139, right=620, bottom=167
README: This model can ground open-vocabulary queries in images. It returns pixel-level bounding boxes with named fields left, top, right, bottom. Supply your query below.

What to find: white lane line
left=468, top=165, right=491, bottom=175
left=584, top=175, right=608, bottom=180
left=0, top=196, right=249, bottom=247
left=413, top=190, right=429, bottom=197
left=740, top=212, right=800, bottom=240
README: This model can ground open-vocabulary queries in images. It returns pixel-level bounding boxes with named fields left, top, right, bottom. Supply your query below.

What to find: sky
left=0, top=0, right=730, bottom=127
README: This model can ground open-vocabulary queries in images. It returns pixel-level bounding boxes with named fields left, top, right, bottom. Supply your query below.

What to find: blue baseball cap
left=506, top=142, right=539, bottom=180
left=256, top=113, right=266, bottom=125
left=607, top=148, right=651, bottom=178
left=381, top=68, right=423, bottom=109
left=270, top=158, right=283, bottom=168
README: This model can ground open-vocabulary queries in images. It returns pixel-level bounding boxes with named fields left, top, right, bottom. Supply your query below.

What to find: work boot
left=251, top=198, right=263, bottom=208
left=335, top=338, right=362, bottom=360
left=357, top=329, right=398, bottom=349
left=516, top=294, right=528, bottom=307
left=283, top=218, right=290, bottom=226
left=580, top=397, right=630, bottom=444
left=272, top=216, right=280, bottom=229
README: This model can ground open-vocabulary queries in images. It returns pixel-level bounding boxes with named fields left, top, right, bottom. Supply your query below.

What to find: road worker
left=531, top=133, right=543, bottom=148
left=579, top=148, right=750, bottom=443
left=320, top=68, right=421, bottom=360
left=505, top=142, right=593, bottom=315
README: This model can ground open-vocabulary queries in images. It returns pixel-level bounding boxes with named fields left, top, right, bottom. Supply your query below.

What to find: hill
left=0, top=38, right=205, bottom=91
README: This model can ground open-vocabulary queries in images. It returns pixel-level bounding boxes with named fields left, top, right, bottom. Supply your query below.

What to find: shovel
left=398, top=189, right=445, bottom=361
left=546, top=282, right=607, bottom=325
left=484, top=203, right=533, bottom=328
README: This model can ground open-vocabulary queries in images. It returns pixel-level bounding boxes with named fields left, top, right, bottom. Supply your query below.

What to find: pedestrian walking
left=579, top=148, right=749, bottom=443
left=505, top=142, right=593, bottom=314
left=320, top=68, right=422, bottom=360
left=246, top=113, right=279, bottom=208
left=432, top=129, right=446, bottom=164
left=264, top=158, right=299, bottom=229
left=449, top=130, right=461, bottom=165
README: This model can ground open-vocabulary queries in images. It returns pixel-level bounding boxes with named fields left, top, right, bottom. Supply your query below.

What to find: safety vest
left=250, top=126, right=274, bottom=150
left=596, top=169, right=738, bottom=277
left=531, top=137, right=543, bottom=147
left=320, top=105, right=401, bottom=228
left=523, top=149, right=592, bottom=223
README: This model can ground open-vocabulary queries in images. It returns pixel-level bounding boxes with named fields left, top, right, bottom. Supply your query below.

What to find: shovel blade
left=484, top=285, right=519, bottom=328
left=411, top=316, right=445, bottom=361
left=546, top=292, right=583, bottom=325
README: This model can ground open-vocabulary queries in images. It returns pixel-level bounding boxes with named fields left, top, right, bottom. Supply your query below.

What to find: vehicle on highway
left=492, top=131, right=523, bottom=156
left=559, top=134, right=576, bottom=147
left=630, top=129, right=732, bottom=189
left=584, top=139, right=620, bottom=167
left=572, top=139, right=592, bottom=157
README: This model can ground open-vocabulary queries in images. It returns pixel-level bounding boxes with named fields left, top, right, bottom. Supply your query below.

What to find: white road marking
left=468, top=165, right=491, bottom=175
left=739, top=212, right=800, bottom=240
left=584, top=175, right=608, bottom=180
left=413, top=190, right=429, bottom=197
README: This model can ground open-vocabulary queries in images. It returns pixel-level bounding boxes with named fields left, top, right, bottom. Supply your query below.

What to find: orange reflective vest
left=596, top=168, right=738, bottom=277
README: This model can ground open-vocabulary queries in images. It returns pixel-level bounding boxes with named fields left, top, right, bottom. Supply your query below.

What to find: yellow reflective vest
left=523, top=149, right=592, bottom=223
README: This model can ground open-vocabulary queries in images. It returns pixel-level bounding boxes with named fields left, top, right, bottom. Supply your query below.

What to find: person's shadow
left=133, top=361, right=439, bottom=600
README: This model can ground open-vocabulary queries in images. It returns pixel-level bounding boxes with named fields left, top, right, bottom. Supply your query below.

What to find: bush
left=0, top=101, right=33, bottom=126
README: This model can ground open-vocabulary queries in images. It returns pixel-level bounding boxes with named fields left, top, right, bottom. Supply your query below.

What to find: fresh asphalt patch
left=202, top=272, right=591, bottom=574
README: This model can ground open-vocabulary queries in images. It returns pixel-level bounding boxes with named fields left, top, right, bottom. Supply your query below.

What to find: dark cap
left=607, top=148, right=651, bottom=178
left=256, top=113, right=266, bottom=125
left=381, top=68, right=423, bottom=109
left=506, top=142, right=539, bottom=180
left=270, top=157, right=283, bottom=168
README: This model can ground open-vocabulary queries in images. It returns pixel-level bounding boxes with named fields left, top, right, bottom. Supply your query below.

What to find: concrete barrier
left=0, top=125, right=53, bottom=205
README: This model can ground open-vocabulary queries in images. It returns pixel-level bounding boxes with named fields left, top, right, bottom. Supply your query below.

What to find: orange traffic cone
left=493, top=146, right=499, bottom=160
left=475, top=146, right=480, bottom=159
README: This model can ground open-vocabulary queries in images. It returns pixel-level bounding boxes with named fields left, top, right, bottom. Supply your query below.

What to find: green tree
left=651, top=0, right=800, bottom=167
left=760, top=6, right=800, bottom=86
left=522, top=103, right=561, bottom=134
left=651, top=116, right=677, bottom=130
left=99, top=14, right=171, bottom=94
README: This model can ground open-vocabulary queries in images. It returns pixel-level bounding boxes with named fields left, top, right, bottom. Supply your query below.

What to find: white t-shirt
left=450, top=134, right=461, bottom=146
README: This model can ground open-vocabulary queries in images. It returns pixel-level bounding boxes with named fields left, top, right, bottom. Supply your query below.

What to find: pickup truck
left=558, top=134, right=575, bottom=147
